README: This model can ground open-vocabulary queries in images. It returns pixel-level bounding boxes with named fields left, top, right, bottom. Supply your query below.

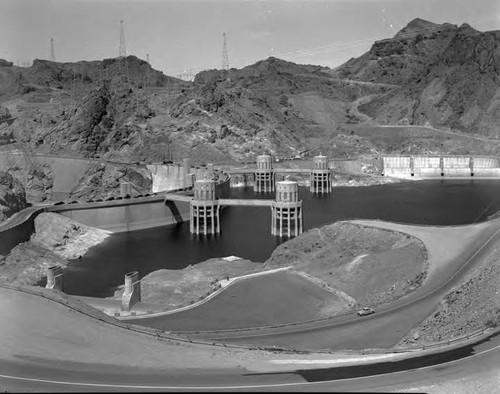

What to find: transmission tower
left=222, top=32, right=229, bottom=70
left=119, top=20, right=127, bottom=58
left=50, top=37, right=56, bottom=61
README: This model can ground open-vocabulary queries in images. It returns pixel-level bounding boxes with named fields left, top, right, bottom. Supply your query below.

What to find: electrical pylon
left=50, top=37, right=56, bottom=61
left=119, top=20, right=127, bottom=58
left=222, top=32, right=229, bottom=70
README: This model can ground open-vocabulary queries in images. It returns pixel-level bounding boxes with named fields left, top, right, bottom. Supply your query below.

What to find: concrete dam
left=382, top=156, right=500, bottom=179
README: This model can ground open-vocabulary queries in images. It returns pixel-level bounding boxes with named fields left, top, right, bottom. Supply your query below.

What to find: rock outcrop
left=31, top=213, right=110, bottom=260
left=333, top=19, right=500, bottom=137
left=0, top=171, right=27, bottom=221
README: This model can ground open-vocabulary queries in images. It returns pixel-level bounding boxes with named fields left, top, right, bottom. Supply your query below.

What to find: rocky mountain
left=332, top=18, right=500, bottom=137
left=1, top=18, right=500, bottom=168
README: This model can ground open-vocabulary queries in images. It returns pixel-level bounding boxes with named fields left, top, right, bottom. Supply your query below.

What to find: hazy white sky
left=1, top=0, right=499, bottom=77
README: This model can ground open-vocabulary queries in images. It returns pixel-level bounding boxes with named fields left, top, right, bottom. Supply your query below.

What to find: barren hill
left=332, top=18, right=500, bottom=137
left=1, top=19, right=500, bottom=168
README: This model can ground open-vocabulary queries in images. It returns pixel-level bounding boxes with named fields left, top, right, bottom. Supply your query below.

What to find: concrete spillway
left=383, top=155, right=500, bottom=179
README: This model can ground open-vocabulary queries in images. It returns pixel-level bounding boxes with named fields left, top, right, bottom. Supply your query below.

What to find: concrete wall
left=413, top=156, right=441, bottom=177
left=0, top=208, right=43, bottom=255
left=382, top=156, right=412, bottom=177
left=473, top=157, right=500, bottom=177
left=147, top=164, right=185, bottom=193
left=51, top=178, right=231, bottom=232
left=383, top=155, right=500, bottom=179
left=53, top=197, right=190, bottom=232
left=147, top=163, right=216, bottom=193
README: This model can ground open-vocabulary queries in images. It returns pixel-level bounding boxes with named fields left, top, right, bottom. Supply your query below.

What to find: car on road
left=357, top=307, right=375, bottom=316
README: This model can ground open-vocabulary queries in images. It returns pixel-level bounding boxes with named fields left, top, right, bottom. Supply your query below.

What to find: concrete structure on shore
left=310, top=154, right=332, bottom=193
left=121, top=271, right=141, bottom=312
left=190, top=178, right=220, bottom=235
left=230, top=153, right=332, bottom=194
left=147, top=161, right=217, bottom=193
left=272, top=181, right=303, bottom=237
left=383, top=155, right=500, bottom=179
left=120, top=181, right=132, bottom=197
left=254, top=154, right=275, bottom=192
left=45, top=265, right=63, bottom=291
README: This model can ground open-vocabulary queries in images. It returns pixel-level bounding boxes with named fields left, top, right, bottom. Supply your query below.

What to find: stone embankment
left=399, top=240, right=500, bottom=346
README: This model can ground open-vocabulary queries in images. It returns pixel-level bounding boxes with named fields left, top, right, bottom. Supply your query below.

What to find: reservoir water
left=63, top=179, right=500, bottom=297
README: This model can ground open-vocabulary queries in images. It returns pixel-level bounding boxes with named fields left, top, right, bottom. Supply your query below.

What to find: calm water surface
left=63, top=180, right=500, bottom=297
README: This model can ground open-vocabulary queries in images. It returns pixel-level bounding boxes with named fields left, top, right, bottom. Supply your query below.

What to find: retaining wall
left=0, top=207, right=45, bottom=255
left=383, top=155, right=500, bottom=179
left=51, top=196, right=189, bottom=232
left=49, top=179, right=231, bottom=232
left=147, top=163, right=218, bottom=193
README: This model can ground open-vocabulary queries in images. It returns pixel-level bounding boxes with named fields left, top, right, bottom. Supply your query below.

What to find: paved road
left=1, top=330, right=499, bottom=392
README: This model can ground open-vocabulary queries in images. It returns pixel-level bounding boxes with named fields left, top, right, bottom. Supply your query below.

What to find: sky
left=0, top=0, right=499, bottom=78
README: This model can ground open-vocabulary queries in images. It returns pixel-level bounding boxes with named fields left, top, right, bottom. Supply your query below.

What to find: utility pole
left=222, top=32, right=229, bottom=71
left=145, top=53, right=150, bottom=89
left=119, top=20, right=127, bottom=58
left=50, top=37, right=56, bottom=61
left=118, top=20, right=129, bottom=83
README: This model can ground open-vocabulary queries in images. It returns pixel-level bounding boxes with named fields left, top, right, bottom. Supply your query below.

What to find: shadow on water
left=62, top=180, right=500, bottom=297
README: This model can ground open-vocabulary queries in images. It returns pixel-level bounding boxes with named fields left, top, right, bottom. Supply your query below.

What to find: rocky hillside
left=0, top=171, right=27, bottom=221
left=1, top=19, right=500, bottom=166
left=332, top=18, right=500, bottom=137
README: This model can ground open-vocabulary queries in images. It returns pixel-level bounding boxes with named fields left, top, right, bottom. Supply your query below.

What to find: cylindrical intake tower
left=254, top=154, right=275, bottom=192
left=271, top=180, right=303, bottom=237
left=190, top=179, right=220, bottom=235
left=310, top=154, right=332, bottom=193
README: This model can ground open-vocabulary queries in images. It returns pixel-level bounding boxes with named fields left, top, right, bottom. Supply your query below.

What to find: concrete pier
left=254, top=154, right=275, bottom=192
left=271, top=181, right=303, bottom=237
left=190, top=179, right=220, bottom=235
left=45, top=265, right=63, bottom=291
left=310, top=154, right=332, bottom=193
left=121, top=271, right=141, bottom=312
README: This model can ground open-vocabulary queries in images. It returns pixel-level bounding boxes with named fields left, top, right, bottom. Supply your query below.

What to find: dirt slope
left=265, top=221, right=427, bottom=308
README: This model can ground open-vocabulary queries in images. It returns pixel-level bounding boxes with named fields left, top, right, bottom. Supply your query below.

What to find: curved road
left=1, top=327, right=499, bottom=392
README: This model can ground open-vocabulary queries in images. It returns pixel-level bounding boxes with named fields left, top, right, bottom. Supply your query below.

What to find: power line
left=165, top=23, right=459, bottom=77
left=275, top=23, right=458, bottom=60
